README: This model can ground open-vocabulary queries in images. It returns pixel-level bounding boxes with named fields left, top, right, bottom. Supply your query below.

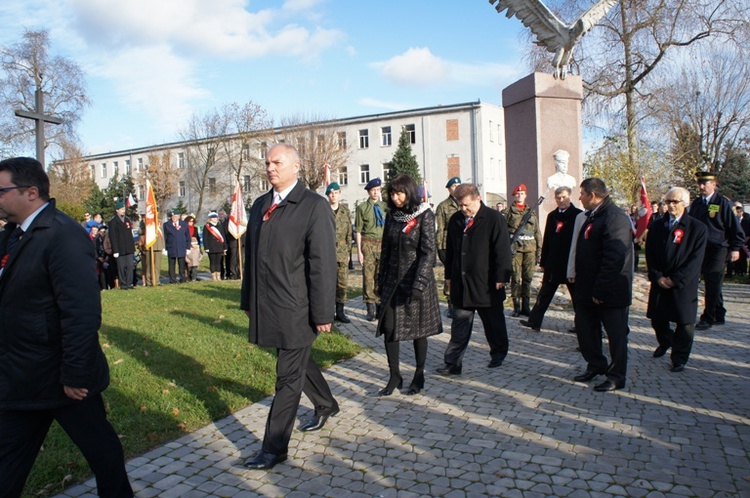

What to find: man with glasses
left=645, top=188, right=707, bottom=372
left=688, top=172, right=745, bottom=330
left=0, top=157, right=132, bottom=496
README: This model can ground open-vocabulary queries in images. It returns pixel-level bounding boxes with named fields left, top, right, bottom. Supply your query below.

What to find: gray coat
left=376, top=209, right=443, bottom=341
left=240, top=182, right=336, bottom=349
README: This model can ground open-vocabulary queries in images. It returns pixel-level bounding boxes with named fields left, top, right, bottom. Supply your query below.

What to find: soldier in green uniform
left=435, top=176, right=461, bottom=318
left=503, top=184, right=542, bottom=317
left=326, top=182, right=352, bottom=323
left=355, top=178, right=386, bottom=321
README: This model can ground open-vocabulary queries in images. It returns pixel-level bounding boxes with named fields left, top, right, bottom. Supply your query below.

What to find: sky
left=0, top=0, right=532, bottom=157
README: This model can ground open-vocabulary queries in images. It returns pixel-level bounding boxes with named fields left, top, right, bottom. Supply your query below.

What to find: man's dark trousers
left=575, top=303, right=629, bottom=386
left=116, top=253, right=134, bottom=289
left=0, top=394, right=133, bottom=498
left=701, top=244, right=727, bottom=323
left=444, top=306, right=508, bottom=368
left=263, top=346, right=337, bottom=455
left=652, top=319, right=695, bottom=366
left=527, top=280, right=575, bottom=328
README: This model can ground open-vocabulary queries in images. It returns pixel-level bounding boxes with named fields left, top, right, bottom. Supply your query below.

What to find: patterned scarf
left=391, top=202, right=431, bottom=223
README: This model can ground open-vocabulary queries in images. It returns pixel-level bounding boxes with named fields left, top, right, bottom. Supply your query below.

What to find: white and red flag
left=228, top=182, right=247, bottom=238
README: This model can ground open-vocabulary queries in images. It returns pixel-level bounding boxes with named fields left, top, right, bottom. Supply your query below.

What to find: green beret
left=445, top=177, right=461, bottom=188
left=325, top=182, right=340, bottom=195
left=114, top=202, right=125, bottom=209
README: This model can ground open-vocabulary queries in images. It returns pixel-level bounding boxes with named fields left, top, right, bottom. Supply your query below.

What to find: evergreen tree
left=386, top=129, right=422, bottom=186
left=101, top=175, right=139, bottom=221
left=718, top=146, right=750, bottom=202
left=84, top=183, right=106, bottom=217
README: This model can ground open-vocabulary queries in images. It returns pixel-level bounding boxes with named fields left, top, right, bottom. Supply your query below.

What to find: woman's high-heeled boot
left=378, top=341, right=402, bottom=396
left=406, top=337, right=427, bottom=395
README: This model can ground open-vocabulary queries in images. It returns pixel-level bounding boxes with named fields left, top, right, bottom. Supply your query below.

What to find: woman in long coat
left=376, top=174, right=442, bottom=396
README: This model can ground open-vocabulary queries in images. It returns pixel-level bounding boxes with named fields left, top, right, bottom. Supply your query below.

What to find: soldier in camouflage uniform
left=435, top=176, right=461, bottom=318
left=355, top=178, right=386, bottom=321
left=327, top=182, right=353, bottom=323
left=503, top=184, right=542, bottom=317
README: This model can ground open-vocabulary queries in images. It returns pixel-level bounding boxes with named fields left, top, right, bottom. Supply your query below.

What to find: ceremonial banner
left=144, top=180, right=158, bottom=249
left=228, top=182, right=247, bottom=238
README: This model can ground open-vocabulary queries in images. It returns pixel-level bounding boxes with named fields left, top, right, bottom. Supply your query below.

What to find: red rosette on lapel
left=403, top=218, right=418, bottom=234
left=673, top=228, right=684, bottom=244
left=0, top=254, right=8, bottom=269
left=556, top=221, right=564, bottom=233
left=584, top=223, right=593, bottom=240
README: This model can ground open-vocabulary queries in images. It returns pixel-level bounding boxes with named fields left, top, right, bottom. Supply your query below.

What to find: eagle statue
left=489, top=0, right=618, bottom=79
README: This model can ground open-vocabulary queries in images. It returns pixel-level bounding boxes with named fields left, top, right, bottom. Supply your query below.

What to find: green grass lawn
left=24, top=279, right=361, bottom=497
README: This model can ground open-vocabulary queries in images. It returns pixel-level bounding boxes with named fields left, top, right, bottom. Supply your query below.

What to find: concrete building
left=77, top=101, right=506, bottom=220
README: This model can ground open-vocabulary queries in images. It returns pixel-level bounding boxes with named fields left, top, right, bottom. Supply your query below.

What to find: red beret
left=512, top=184, right=527, bottom=195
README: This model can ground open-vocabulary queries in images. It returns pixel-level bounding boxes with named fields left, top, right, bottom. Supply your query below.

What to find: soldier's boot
left=521, top=297, right=531, bottom=316
left=511, top=298, right=522, bottom=317
left=366, top=303, right=377, bottom=322
left=376, top=303, right=382, bottom=318
left=335, top=303, right=351, bottom=324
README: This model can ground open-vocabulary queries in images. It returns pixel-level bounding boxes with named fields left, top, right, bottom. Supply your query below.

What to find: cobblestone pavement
left=57, top=274, right=750, bottom=497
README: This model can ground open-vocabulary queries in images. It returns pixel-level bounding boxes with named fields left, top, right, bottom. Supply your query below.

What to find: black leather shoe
left=519, top=320, right=541, bottom=331
left=436, top=365, right=462, bottom=376
left=487, top=359, right=503, bottom=368
left=594, top=380, right=624, bottom=392
left=653, top=345, right=669, bottom=358
left=568, top=328, right=577, bottom=334
left=574, top=370, right=603, bottom=382
left=715, top=317, right=725, bottom=325
left=695, top=320, right=712, bottom=331
left=299, top=407, right=340, bottom=432
left=671, top=363, right=686, bottom=373
left=243, top=451, right=287, bottom=470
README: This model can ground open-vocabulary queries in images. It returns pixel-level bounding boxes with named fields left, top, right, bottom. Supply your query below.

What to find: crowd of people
left=1, top=149, right=747, bottom=494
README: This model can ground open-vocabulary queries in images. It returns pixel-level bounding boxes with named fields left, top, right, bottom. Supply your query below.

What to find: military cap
left=445, top=177, right=461, bottom=188
left=695, top=171, right=717, bottom=182
left=364, top=178, right=382, bottom=190
left=171, top=209, right=181, bottom=216
left=512, top=184, right=527, bottom=195
left=114, top=201, right=125, bottom=209
left=325, top=182, right=341, bottom=195
left=208, top=211, right=218, bottom=218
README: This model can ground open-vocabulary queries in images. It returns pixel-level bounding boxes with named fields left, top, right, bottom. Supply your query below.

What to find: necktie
left=373, top=204, right=384, bottom=227
left=6, top=226, right=24, bottom=257
left=464, top=217, right=474, bottom=233
left=669, top=218, right=676, bottom=231
left=704, top=197, right=709, bottom=205
left=263, top=202, right=278, bottom=221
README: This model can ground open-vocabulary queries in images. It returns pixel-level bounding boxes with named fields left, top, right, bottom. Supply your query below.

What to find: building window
left=339, top=166, right=348, bottom=186
left=261, top=179, right=270, bottom=191
left=178, top=152, right=185, bottom=169
left=208, top=177, right=216, bottom=194
left=489, top=120, right=495, bottom=142
left=125, top=159, right=132, bottom=175
left=382, top=164, right=389, bottom=181
left=101, top=163, right=107, bottom=178
left=113, top=161, right=119, bottom=176
left=381, top=126, right=392, bottom=147
left=359, top=129, right=369, bottom=149
left=359, top=164, right=370, bottom=184
left=337, top=132, right=347, bottom=149
left=90, top=164, right=95, bottom=180
left=138, top=185, right=145, bottom=201
left=137, top=158, right=144, bottom=171
left=179, top=181, right=186, bottom=197
left=446, top=119, right=459, bottom=141
left=259, top=142, right=267, bottom=159
left=243, top=175, right=251, bottom=191
left=403, top=124, right=416, bottom=144
left=241, top=144, right=250, bottom=161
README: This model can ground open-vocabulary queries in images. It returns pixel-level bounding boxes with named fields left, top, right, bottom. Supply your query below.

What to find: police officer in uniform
left=689, top=171, right=745, bottom=330
left=503, top=184, right=542, bottom=317
left=355, top=178, right=386, bottom=321
left=435, top=177, right=461, bottom=318
left=327, top=182, right=352, bottom=323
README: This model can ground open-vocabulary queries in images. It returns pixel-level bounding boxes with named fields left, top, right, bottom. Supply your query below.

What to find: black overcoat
left=573, top=196, right=634, bottom=307
left=203, top=221, right=228, bottom=253
left=539, top=204, right=582, bottom=284
left=375, top=209, right=443, bottom=341
left=646, top=215, right=707, bottom=324
left=445, top=203, right=512, bottom=308
left=688, top=191, right=744, bottom=250
left=240, top=182, right=336, bottom=349
left=0, top=200, right=109, bottom=410
left=108, top=214, right=135, bottom=256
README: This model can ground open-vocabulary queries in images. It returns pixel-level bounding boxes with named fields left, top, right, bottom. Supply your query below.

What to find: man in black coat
left=521, top=186, right=582, bottom=331
left=572, top=178, right=634, bottom=392
left=438, top=183, right=512, bottom=375
left=0, top=157, right=132, bottom=497
left=646, top=187, right=707, bottom=372
left=108, top=201, right=136, bottom=290
left=240, top=144, right=338, bottom=470
left=689, top=171, right=745, bottom=330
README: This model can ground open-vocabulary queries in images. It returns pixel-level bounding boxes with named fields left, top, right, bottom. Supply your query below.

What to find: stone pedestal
left=502, top=73, right=583, bottom=227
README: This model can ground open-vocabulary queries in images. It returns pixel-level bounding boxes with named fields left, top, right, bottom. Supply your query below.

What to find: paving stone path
left=57, top=274, right=750, bottom=497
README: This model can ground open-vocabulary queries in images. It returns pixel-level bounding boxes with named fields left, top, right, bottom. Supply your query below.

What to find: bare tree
left=142, top=152, right=179, bottom=215
left=48, top=139, right=95, bottom=215
left=276, top=113, right=352, bottom=191
left=0, top=29, right=90, bottom=157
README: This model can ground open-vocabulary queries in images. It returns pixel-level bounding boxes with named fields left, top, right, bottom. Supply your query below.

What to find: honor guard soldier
left=435, top=176, right=461, bottom=318
left=503, top=184, right=542, bottom=317
left=355, top=178, right=387, bottom=321
left=326, top=182, right=353, bottom=323
left=689, top=171, right=745, bottom=330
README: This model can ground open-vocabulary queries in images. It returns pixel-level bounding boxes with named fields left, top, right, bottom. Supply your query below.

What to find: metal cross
left=14, top=76, right=63, bottom=168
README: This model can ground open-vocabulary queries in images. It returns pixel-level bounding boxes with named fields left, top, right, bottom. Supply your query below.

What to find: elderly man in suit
left=572, top=178, right=634, bottom=392
left=163, top=210, right=191, bottom=283
left=646, top=187, right=707, bottom=372
left=0, top=157, right=132, bottom=497
left=437, top=183, right=512, bottom=375
left=240, top=144, right=339, bottom=470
